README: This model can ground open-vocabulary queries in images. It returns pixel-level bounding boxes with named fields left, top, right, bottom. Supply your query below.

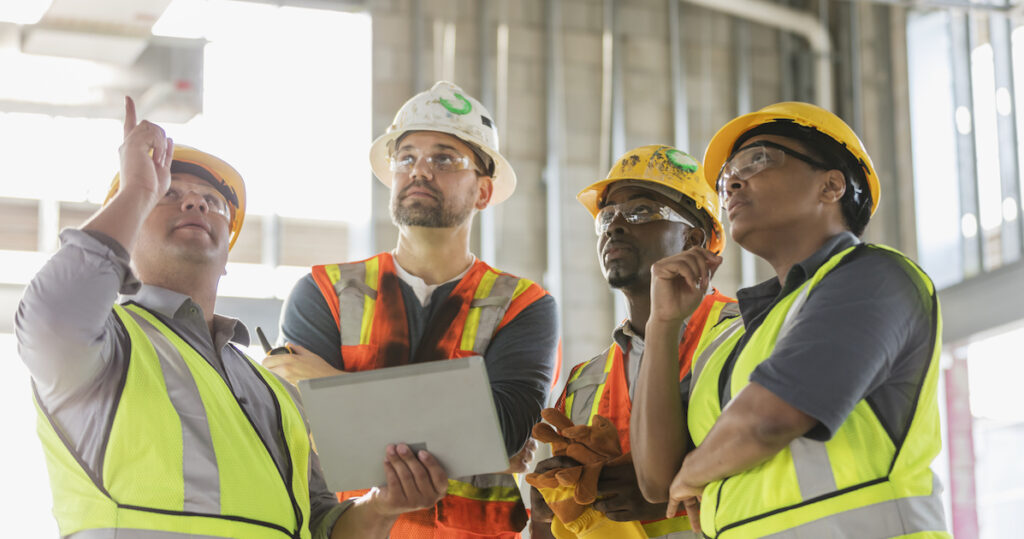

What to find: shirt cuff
left=312, top=499, right=356, bottom=539
left=61, top=228, right=141, bottom=295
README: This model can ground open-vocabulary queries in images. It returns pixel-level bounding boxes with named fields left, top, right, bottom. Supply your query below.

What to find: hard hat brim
left=369, top=127, right=517, bottom=206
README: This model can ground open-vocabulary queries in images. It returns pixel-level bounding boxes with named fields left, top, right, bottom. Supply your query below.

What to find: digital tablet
left=297, top=356, right=509, bottom=492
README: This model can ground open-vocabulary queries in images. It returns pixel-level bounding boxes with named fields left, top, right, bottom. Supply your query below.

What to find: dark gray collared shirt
left=280, top=266, right=558, bottom=457
left=15, top=229, right=347, bottom=538
left=726, top=232, right=936, bottom=443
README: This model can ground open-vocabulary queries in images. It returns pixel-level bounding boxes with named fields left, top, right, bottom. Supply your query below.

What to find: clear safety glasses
left=389, top=149, right=480, bottom=175
left=158, top=181, right=232, bottom=220
left=595, top=198, right=696, bottom=235
left=716, top=141, right=831, bottom=196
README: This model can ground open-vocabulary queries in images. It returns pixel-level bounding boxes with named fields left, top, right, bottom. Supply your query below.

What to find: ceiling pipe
left=681, top=0, right=834, bottom=110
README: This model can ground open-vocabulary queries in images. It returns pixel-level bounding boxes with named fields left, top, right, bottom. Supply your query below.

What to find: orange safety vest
left=555, top=290, right=737, bottom=538
left=311, top=252, right=551, bottom=538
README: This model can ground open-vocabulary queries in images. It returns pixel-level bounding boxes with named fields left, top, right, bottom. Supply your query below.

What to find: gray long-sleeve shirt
left=15, top=228, right=348, bottom=538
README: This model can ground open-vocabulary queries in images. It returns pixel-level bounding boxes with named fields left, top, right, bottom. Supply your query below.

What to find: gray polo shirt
left=15, top=229, right=347, bottom=538
left=724, top=232, right=937, bottom=443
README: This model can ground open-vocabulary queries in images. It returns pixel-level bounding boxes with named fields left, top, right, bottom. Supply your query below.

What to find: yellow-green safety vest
left=34, top=303, right=313, bottom=539
left=687, top=244, right=950, bottom=538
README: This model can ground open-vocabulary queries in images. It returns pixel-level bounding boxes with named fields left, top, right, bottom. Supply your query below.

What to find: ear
left=684, top=226, right=707, bottom=250
left=820, top=170, right=846, bottom=205
left=475, top=175, right=494, bottom=210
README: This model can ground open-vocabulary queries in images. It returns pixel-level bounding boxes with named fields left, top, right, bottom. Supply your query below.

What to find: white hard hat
left=369, top=81, right=517, bottom=206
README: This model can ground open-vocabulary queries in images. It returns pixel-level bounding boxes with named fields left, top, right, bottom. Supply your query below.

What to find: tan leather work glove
left=526, top=409, right=646, bottom=539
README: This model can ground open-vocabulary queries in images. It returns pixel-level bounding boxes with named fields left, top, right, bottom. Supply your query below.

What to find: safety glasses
left=595, top=198, right=696, bottom=235
left=389, top=149, right=480, bottom=175
left=158, top=180, right=231, bottom=220
left=716, top=141, right=831, bottom=196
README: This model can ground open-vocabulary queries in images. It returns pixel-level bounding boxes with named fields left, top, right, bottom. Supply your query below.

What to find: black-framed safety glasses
left=716, top=140, right=832, bottom=195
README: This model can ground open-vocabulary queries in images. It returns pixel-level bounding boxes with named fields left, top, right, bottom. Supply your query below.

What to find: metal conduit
left=544, top=0, right=565, bottom=314
left=680, top=0, right=835, bottom=110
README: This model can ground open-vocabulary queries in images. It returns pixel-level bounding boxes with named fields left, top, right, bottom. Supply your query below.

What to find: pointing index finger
left=123, top=96, right=137, bottom=139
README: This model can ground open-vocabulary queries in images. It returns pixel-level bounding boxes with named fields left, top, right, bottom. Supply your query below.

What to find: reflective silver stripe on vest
left=470, top=273, right=520, bottom=354
left=333, top=263, right=371, bottom=347
left=688, top=318, right=744, bottom=401
left=68, top=529, right=226, bottom=539
left=719, top=303, right=740, bottom=320
left=788, top=437, right=837, bottom=500
left=565, top=351, right=611, bottom=426
left=764, top=284, right=840, bottom=501
left=123, top=309, right=220, bottom=514
left=776, top=284, right=812, bottom=344
left=454, top=471, right=519, bottom=489
left=650, top=531, right=700, bottom=539
left=758, top=486, right=947, bottom=538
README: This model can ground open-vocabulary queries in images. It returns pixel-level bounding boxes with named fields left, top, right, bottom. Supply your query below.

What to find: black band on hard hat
left=731, top=120, right=872, bottom=215
left=392, top=132, right=496, bottom=177
left=171, top=160, right=240, bottom=208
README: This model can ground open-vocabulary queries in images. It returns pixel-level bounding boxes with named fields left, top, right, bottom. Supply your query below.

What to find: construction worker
left=268, top=81, right=558, bottom=537
left=16, top=97, right=448, bottom=538
left=529, top=145, right=737, bottom=539
left=632, top=102, right=949, bottom=538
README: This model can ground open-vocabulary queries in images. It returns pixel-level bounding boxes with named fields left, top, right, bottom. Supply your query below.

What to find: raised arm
left=16, top=97, right=172, bottom=398
left=630, top=248, right=720, bottom=502
left=83, top=96, right=173, bottom=251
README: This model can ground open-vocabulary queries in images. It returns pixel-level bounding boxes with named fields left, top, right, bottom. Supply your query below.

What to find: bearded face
left=387, top=131, right=490, bottom=229
left=390, top=177, right=477, bottom=228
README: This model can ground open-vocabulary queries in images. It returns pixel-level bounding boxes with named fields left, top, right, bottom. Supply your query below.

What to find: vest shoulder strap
left=717, top=301, right=740, bottom=323
left=563, top=346, right=615, bottom=426
left=465, top=267, right=521, bottom=354
left=689, top=316, right=744, bottom=402
left=313, top=254, right=387, bottom=347
left=467, top=263, right=550, bottom=354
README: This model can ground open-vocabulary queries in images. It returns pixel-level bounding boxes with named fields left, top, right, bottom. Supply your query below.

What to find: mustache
left=399, top=180, right=442, bottom=200
left=602, top=238, right=637, bottom=257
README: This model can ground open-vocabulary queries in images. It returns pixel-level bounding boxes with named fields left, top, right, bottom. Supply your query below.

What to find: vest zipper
left=240, top=351, right=304, bottom=538
left=201, top=337, right=303, bottom=537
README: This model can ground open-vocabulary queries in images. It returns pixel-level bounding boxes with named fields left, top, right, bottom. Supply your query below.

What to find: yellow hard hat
left=577, top=145, right=725, bottom=254
left=369, top=81, right=516, bottom=206
left=105, top=144, right=247, bottom=250
left=703, top=101, right=879, bottom=216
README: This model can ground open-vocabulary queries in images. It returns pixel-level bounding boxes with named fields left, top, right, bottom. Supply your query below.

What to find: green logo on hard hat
left=666, top=149, right=698, bottom=173
left=440, top=93, right=473, bottom=115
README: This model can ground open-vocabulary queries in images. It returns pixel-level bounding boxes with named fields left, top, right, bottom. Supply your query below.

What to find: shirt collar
left=391, top=253, right=477, bottom=287
left=611, top=317, right=687, bottom=351
left=736, top=231, right=861, bottom=323
left=391, top=253, right=476, bottom=307
left=784, top=231, right=861, bottom=290
left=612, top=319, right=644, bottom=351
left=125, top=284, right=250, bottom=346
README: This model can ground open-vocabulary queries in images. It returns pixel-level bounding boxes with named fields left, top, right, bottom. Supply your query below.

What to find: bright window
left=1, top=3, right=371, bottom=534
left=971, top=43, right=1006, bottom=239
left=907, top=11, right=963, bottom=288
left=968, top=325, right=1024, bottom=539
